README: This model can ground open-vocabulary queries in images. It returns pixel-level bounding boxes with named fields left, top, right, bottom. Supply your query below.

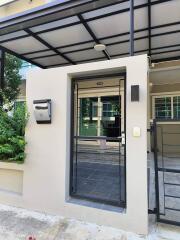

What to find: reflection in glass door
left=79, top=97, right=98, bottom=136
left=101, top=96, right=121, bottom=138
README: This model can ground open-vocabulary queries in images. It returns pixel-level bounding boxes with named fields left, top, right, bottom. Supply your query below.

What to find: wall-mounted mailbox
left=33, top=99, right=51, bottom=124
left=131, top=85, right=139, bottom=102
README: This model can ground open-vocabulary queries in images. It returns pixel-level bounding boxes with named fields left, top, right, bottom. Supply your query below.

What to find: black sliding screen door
left=70, top=73, right=126, bottom=208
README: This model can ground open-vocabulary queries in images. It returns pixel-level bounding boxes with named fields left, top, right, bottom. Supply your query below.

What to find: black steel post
left=70, top=80, right=75, bottom=194
left=0, top=49, right=5, bottom=89
left=124, top=72, right=127, bottom=207
left=130, top=0, right=134, bottom=56
left=153, top=119, right=160, bottom=221
left=148, top=0, right=152, bottom=56
left=0, top=49, right=5, bottom=105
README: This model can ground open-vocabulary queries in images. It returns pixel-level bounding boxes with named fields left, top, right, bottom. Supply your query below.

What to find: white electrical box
left=133, top=127, right=141, bottom=137
left=33, top=99, right=51, bottom=124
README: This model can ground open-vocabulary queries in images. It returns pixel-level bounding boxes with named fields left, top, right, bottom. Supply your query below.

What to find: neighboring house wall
left=17, top=61, right=36, bottom=102
left=150, top=82, right=180, bottom=154
left=18, top=80, right=26, bottom=100
left=0, top=0, right=50, bottom=18
left=151, top=83, right=180, bottom=94
left=149, top=83, right=180, bottom=120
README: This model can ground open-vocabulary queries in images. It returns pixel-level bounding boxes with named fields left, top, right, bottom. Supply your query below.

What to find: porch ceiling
left=0, top=0, right=180, bottom=68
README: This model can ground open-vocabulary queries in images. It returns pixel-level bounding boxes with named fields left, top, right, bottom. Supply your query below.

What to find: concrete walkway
left=0, top=204, right=179, bottom=240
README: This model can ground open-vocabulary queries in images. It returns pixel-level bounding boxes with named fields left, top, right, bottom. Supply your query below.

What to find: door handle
left=121, top=133, right=125, bottom=145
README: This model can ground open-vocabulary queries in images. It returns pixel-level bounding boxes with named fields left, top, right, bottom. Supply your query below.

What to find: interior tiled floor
left=73, top=161, right=125, bottom=205
left=72, top=141, right=125, bottom=206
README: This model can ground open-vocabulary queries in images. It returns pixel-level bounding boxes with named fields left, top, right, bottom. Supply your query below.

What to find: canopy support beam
left=25, top=29, right=76, bottom=65
left=0, top=45, right=45, bottom=69
left=77, top=14, right=111, bottom=60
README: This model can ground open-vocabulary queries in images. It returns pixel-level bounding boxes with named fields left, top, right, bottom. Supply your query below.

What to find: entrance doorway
left=70, top=73, right=126, bottom=207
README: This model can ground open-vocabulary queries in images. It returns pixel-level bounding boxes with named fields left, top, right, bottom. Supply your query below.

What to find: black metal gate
left=70, top=73, right=126, bottom=208
left=153, top=120, right=180, bottom=226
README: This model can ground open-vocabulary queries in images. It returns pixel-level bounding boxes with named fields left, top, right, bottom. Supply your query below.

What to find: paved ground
left=0, top=204, right=179, bottom=240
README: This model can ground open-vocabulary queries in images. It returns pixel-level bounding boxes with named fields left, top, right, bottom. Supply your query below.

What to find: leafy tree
left=0, top=53, right=28, bottom=163
left=0, top=53, right=22, bottom=108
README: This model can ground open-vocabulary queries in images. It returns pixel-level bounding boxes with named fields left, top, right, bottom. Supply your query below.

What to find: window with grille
left=155, top=97, right=171, bottom=120
left=154, top=95, right=180, bottom=120
left=173, top=96, right=180, bottom=119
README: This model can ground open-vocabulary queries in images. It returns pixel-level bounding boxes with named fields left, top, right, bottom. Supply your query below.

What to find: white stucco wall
left=0, top=55, right=148, bottom=235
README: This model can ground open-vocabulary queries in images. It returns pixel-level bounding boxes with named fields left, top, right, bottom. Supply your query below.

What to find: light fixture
left=94, top=44, right=106, bottom=51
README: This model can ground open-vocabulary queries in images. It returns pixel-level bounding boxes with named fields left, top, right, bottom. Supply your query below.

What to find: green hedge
left=0, top=104, right=28, bottom=163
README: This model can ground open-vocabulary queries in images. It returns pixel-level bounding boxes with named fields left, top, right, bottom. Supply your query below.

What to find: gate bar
left=165, top=207, right=180, bottom=212
left=164, top=182, right=180, bottom=186
left=71, top=72, right=126, bottom=81
left=74, top=136, right=122, bottom=140
left=158, top=168, right=180, bottom=173
left=159, top=219, right=180, bottom=227
left=165, top=194, right=180, bottom=199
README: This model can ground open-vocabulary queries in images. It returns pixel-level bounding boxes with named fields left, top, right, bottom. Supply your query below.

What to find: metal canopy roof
left=0, top=0, right=179, bottom=69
